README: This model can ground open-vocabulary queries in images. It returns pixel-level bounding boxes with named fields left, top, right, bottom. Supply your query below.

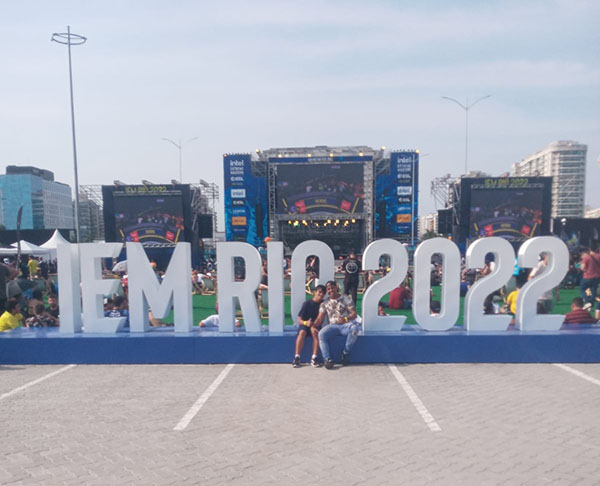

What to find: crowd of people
left=0, top=255, right=59, bottom=332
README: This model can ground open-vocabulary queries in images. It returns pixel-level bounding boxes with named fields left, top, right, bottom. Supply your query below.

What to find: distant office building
left=0, top=166, right=74, bottom=230
left=512, top=141, right=587, bottom=218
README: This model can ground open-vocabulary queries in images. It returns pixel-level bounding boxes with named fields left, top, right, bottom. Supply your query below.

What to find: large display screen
left=276, top=163, right=364, bottom=215
left=469, top=181, right=544, bottom=241
left=112, top=189, right=185, bottom=244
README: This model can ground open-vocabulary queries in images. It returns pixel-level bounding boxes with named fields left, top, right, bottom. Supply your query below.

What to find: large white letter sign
left=127, top=242, right=193, bottom=333
left=217, top=242, right=262, bottom=333
left=267, top=241, right=285, bottom=333
left=464, top=237, right=514, bottom=331
left=80, top=243, right=127, bottom=333
left=362, top=239, right=408, bottom=332
left=515, top=237, right=569, bottom=331
left=57, top=243, right=82, bottom=334
left=413, top=238, right=461, bottom=331
left=290, top=240, right=334, bottom=323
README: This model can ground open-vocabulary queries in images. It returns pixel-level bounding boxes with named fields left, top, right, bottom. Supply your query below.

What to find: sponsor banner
left=223, top=154, right=268, bottom=245
left=375, top=152, right=419, bottom=240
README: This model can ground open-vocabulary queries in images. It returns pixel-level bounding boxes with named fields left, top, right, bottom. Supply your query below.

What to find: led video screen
left=276, top=163, right=365, bottom=215
left=113, top=191, right=185, bottom=244
left=470, top=187, right=544, bottom=241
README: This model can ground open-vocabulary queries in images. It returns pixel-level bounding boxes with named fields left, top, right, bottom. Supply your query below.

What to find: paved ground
left=1, top=362, right=599, bottom=485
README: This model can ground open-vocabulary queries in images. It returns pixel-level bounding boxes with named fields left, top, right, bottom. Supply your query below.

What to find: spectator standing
left=27, top=255, right=39, bottom=279
left=528, top=253, right=559, bottom=314
left=39, top=259, right=49, bottom=280
left=0, top=262, right=18, bottom=314
left=341, top=251, right=361, bottom=306
left=579, top=241, right=600, bottom=308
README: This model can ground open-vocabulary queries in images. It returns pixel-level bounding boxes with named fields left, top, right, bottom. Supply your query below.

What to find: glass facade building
left=0, top=166, right=74, bottom=230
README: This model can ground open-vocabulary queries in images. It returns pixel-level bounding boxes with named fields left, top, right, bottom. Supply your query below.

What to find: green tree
left=420, top=229, right=438, bottom=241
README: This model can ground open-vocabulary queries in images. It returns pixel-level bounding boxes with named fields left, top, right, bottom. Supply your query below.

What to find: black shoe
left=292, top=356, right=301, bottom=368
left=341, top=351, right=350, bottom=366
left=310, top=357, right=321, bottom=368
left=324, top=359, right=334, bottom=370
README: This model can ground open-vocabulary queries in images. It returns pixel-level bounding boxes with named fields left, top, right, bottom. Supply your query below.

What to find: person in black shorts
left=293, top=285, right=326, bottom=368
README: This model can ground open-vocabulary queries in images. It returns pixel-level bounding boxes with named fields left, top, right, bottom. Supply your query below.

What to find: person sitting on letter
left=315, top=280, right=362, bottom=370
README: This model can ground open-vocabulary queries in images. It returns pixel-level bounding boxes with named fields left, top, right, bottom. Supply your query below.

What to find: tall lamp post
left=162, top=137, right=199, bottom=182
left=52, top=26, right=87, bottom=243
left=442, top=95, right=491, bottom=175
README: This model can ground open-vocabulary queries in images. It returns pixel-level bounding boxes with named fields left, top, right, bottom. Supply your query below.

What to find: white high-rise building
left=512, top=140, right=587, bottom=218
left=418, top=213, right=438, bottom=237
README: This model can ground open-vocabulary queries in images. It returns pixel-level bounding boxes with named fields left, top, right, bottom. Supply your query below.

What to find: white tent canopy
left=10, top=240, right=51, bottom=258
left=40, top=229, right=69, bottom=250
left=40, top=230, right=69, bottom=258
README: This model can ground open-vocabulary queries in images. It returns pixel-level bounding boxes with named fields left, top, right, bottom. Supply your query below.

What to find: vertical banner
left=223, top=154, right=268, bottom=246
left=375, top=151, right=419, bottom=243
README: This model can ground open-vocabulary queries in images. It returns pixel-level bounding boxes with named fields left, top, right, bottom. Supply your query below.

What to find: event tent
left=40, top=229, right=70, bottom=258
left=9, top=240, right=51, bottom=258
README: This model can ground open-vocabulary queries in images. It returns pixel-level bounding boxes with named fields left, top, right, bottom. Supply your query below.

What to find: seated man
left=104, top=295, right=130, bottom=326
left=47, top=294, right=59, bottom=319
left=27, top=289, right=45, bottom=318
left=316, top=280, right=362, bottom=369
left=563, top=297, right=597, bottom=324
left=293, top=284, right=326, bottom=368
left=0, top=299, right=24, bottom=332
left=388, top=282, right=412, bottom=309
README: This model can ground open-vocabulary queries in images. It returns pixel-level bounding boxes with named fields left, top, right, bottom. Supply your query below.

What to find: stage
left=1, top=325, right=600, bottom=364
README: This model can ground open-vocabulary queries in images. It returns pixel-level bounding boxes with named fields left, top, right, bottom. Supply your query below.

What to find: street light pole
left=442, top=95, right=491, bottom=175
left=52, top=26, right=87, bottom=243
left=162, top=137, right=199, bottom=182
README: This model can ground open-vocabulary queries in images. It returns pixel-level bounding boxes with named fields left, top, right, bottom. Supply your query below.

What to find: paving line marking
left=553, top=363, right=600, bottom=387
left=0, top=364, right=77, bottom=402
left=174, top=363, right=235, bottom=431
left=388, top=364, right=442, bottom=432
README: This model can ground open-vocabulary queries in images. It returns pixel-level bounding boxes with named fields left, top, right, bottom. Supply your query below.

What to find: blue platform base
left=1, top=325, right=600, bottom=364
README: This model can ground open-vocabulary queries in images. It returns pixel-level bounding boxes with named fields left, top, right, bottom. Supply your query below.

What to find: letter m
left=127, top=242, right=193, bottom=333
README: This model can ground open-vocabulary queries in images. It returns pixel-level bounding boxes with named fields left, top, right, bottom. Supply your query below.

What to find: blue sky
left=1, top=0, right=598, bottom=228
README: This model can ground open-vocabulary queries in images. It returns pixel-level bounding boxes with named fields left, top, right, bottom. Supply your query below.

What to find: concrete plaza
left=1, top=362, right=599, bottom=485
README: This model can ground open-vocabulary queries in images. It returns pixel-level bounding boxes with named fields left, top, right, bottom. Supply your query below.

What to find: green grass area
left=176, top=287, right=582, bottom=327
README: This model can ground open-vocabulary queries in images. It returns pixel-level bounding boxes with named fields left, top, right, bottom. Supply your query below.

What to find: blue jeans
left=318, top=322, right=360, bottom=361
left=580, top=277, right=600, bottom=305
